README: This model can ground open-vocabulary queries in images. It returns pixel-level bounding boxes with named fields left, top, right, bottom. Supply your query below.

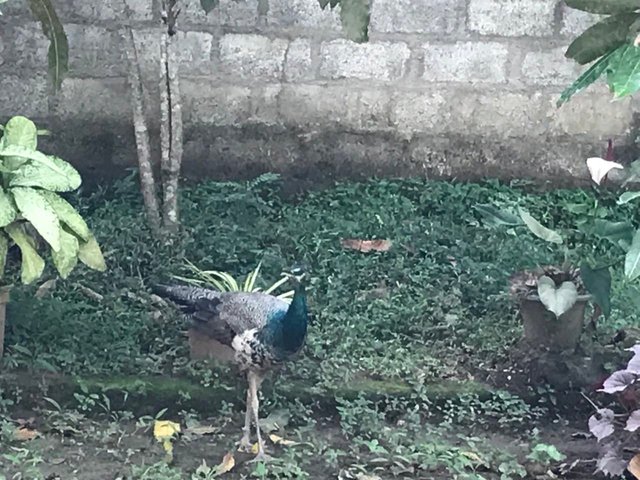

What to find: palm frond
left=263, top=275, right=289, bottom=295
left=243, top=261, right=262, bottom=292
left=178, top=260, right=292, bottom=302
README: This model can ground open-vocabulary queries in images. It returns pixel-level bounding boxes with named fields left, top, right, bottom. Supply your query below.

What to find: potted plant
left=508, top=263, right=592, bottom=352
left=0, top=115, right=106, bottom=359
left=474, top=203, right=614, bottom=352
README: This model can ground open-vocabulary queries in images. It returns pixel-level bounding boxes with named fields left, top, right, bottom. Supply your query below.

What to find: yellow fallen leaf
left=153, top=420, right=181, bottom=463
left=269, top=434, right=297, bottom=446
left=162, top=439, right=174, bottom=456
left=214, top=452, right=235, bottom=476
left=14, top=427, right=39, bottom=441
left=153, top=420, right=181, bottom=441
left=251, top=442, right=260, bottom=454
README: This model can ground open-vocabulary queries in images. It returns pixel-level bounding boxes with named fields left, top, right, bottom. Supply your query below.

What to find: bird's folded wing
left=189, top=292, right=289, bottom=346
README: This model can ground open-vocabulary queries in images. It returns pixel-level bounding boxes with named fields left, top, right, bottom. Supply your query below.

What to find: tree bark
left=159, top=31, right=172, bottom=231
left=123, top=26, right=162, bottom=234
left=162, top=36, right=182, bottom=234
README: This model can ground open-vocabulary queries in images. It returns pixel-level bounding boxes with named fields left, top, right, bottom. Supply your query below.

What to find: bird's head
left=283, top=263, right=308, bottom=286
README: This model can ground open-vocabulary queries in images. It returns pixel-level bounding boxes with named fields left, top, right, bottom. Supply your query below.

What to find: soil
left=0, top=342, right=628, bottom=479
left=1, top=408, right=601, bottom=480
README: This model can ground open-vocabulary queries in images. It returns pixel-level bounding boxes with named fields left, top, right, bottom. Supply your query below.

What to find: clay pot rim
left=523, top=294, right=592, bottom=302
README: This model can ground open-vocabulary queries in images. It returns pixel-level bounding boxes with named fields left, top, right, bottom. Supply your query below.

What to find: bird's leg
left=237, top=385, right=253, bottom=452
left=247, top=371, right=272, bottom=463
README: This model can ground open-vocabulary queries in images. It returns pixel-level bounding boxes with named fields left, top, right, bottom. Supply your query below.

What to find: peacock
left=152, top=265, right=309, bottom=462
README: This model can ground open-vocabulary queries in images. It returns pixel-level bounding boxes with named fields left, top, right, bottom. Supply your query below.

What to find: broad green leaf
left=618, top=191, right=640, bottom=204
left=200, top=0, right=219, bottom=13
left=473, top=204, right=522, bottom=227
left=557, top=48, right=618, bottom=106
left=518, top=208, right=563, bottom=244
left=0, top=186, right=17, bottom=228
left=607, top=44, right=640, bottom=97
left=39, top=191, right=90, bottom=241
left=52, top=227, right=79, bottom=278
left=0, top=232, right=7, bottom=279
left=537, top=276, right=579, bottom=317
left=0, top=145, right=81, bottom=191
left=565, top=0, right=640, bottom=14
left=27, top=0, right=68, bottom=91
left=1, top=116, right=39, bottom=170
left=591, top=219, right=634, bottom=249
left=12, top=187, right=61, bottom=252
left=9, top=156, right=83, bottom=192
left=625, top=229, right=640, bottom=280
left=338, top=0, right=369, bottom=43
left=78, top=234, right=106, bottom=272
left=580, top=263, right=611, bottom=318
left=5, top=223, right=45, bottom=284
left=2, top=116, right=38, bottom=150
left=565, top=13, right=640, bottom=65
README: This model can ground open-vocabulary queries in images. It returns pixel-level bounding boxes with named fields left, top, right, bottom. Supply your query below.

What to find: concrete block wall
left=0, top=0, right=636, bottom=186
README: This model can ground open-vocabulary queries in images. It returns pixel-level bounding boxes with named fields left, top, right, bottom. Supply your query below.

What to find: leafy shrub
left=0, top=116, right=105, bottom=285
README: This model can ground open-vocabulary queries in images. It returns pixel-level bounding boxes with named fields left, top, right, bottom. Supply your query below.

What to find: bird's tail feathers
left=151, top=284, right=220, bottom=304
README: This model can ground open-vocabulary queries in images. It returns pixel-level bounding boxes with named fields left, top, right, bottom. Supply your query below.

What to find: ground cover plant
left=1, top=174, right=639, bottom=479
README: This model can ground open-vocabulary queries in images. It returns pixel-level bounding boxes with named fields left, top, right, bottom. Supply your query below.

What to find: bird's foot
left=248, top=449, right=273, bottom=463
left=236, top=435, right=253, bottom=453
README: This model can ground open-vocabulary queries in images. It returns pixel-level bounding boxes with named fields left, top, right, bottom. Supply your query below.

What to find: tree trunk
left=123, top=26, right=162, bottom=234
left=162, top=36, right=183, bottom=234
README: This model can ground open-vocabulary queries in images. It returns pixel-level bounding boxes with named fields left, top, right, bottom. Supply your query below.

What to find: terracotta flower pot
left=519, top=294, right=591, bottom=352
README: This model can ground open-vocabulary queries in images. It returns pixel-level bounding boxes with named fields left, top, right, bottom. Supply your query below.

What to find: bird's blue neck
left=260, top=283, right=308, bottom=355
left=280, top=284, right=308, bottom=352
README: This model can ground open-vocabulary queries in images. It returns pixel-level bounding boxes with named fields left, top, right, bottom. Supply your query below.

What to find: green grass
left=2, top=174, right=638, bottom=479
left=4, top=174, right=639, bottom=382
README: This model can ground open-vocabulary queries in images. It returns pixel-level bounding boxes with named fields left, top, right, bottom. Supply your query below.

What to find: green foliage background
left=5, top=175, right=640, bottom=385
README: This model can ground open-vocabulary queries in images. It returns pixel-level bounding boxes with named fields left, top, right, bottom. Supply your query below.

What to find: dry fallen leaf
left=251, top=442, right=260, bottom=454
left=635, top=33, right=640, bottom=47
left=35, top=279, right=56, bottom=298
left=214, top=452, right=235, bottom=476
left=628, top=453, right=640, bottom=479
left=269, top=434, right=297, bottom=446
left=187, top=425, right=218, bottom=436
left=14, top=427, right=39, bottom=441
left=340, top=239, right=392, bottom=253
